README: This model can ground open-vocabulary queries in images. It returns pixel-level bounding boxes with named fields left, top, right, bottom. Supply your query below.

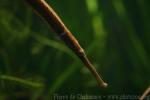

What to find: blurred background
left=0, top=0, right=150, bottom=99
